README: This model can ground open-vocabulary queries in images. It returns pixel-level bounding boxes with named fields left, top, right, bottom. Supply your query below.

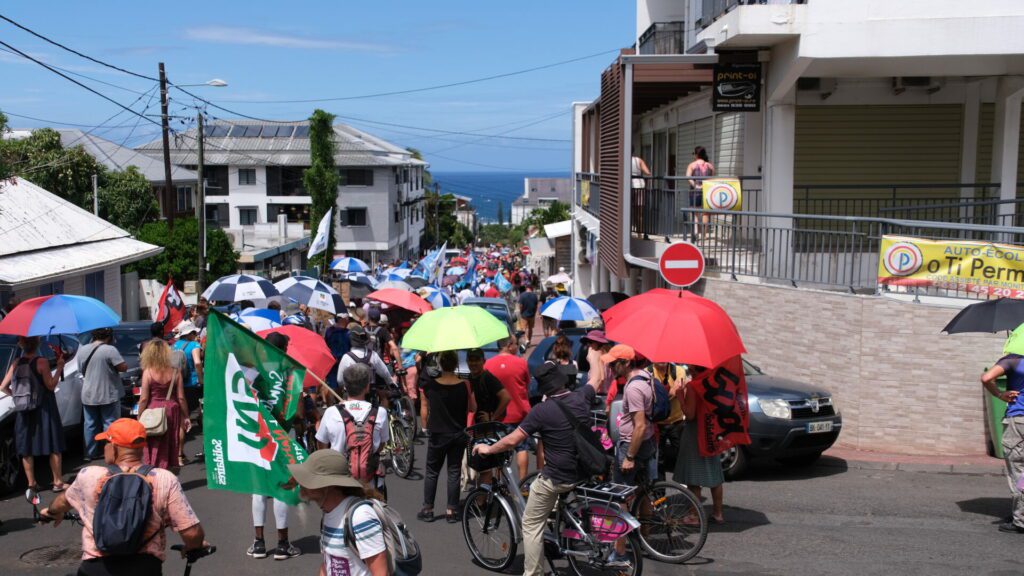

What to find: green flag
left=203, top=312, right=307, bottom=505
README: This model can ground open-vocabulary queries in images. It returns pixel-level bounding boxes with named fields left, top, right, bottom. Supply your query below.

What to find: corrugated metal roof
left=0, top=177, right=133, bottom=256
left=528, top=237, right=556, bottom=258
left=544, top=220, right=572, bottom=239
left=0, top=236, right=163, bottom=287
left=135, top=120, right=425, bottom=169
left=57, top=130, right=196, bottom=183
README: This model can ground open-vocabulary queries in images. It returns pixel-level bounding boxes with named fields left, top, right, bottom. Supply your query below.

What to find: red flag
left=691, top=356, right=751, bottom=457
left=155, top=278, right=186, bottom=336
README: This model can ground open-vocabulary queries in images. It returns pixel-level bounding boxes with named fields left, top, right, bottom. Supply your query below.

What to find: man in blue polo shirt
left=983, top=353, right=1024, bottom=534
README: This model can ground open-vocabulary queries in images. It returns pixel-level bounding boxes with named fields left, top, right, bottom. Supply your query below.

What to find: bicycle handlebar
left=171, top=544, right=217, bottom=563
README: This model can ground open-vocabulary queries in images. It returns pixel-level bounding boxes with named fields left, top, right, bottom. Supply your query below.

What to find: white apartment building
left=511, top=177, right=573, bottom=225
left=137, top=120, right=427, bottom=267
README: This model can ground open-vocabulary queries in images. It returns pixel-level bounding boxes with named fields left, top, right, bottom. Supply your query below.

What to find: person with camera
left=473, top=362, right=598, bottom=576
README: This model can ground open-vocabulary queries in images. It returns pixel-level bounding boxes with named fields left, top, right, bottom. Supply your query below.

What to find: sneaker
left=246, top=539, right=267, bottom=559
left=605, top=551, right=632, bottom=568
left=998, top=522, right=1024, bottom=534
left=273, top=541, right=301, bottom=560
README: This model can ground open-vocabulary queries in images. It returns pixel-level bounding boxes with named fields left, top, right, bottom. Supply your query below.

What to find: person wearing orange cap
left=40, top=418, right=210, bottom=576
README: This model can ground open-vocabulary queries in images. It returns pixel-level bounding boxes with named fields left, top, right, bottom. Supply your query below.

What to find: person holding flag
left=154, top=278, right=186, bottom=337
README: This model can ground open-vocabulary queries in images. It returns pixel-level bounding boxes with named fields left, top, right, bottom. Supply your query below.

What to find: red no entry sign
left=659, top=241, right=705, bottom=287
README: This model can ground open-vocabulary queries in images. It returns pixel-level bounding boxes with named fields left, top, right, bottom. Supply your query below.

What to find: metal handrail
left=681, top=207, right=1024, bottom=234
left=879, top=197, right=1024, bottom=213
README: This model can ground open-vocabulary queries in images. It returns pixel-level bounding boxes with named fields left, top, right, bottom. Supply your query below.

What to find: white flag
left=307, top=208, right=333, bottom=259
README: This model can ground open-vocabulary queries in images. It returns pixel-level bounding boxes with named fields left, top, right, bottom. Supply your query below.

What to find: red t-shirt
left=484, top=285, right=501, bottom=298
left=485, top=353, right=531, bottom=424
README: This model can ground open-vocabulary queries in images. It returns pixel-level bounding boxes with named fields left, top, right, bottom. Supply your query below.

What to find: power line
left=0, top=39, right=161, bottom=128
left=0, top=13, right=159, bottom=82
left=334, top=113, right=570, bottom=142
left=423, top=110, right=570, bottom=155
left=2, top=111, right=155, bottom=130
left=215, top=49, right=619, bottom=104
left=0, top=46, right=149, bottom=96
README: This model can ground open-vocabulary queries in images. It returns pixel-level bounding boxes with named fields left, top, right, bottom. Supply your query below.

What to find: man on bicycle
left=339, top=325, right=394, bottom=406
left=40, top=418, right=210, bottom=576
left=474, top=362, right=597, bottom=576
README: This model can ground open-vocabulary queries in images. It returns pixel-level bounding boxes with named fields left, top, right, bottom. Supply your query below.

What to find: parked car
left=720, top=360, right=842, bottom=478
left=0, top=334, right=82, bottom=494
left=461, top=297, right=518, bottom=333
left=526, top=332, right=588, bottom=400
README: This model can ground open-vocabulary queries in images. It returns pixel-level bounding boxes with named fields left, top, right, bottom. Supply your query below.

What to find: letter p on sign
left=659, top=242, right=706, bottom=287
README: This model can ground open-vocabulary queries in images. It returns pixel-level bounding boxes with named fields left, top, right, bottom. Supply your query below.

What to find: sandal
left=51, top=482, right=68, bottom=493
left=710, top=515, right=726, bottom=525
left=416, top=509, right=435, bottom=523
left=446, top=510, right=460, bottom=524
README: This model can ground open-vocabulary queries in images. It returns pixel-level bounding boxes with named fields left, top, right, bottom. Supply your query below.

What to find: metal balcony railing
left=575, top=172, right=601, bottom=218
left=638, top=22, right=686, bottom=55
left=699, top=0, right=807, bottom=29
left=629, top=176, right=763, bottom=240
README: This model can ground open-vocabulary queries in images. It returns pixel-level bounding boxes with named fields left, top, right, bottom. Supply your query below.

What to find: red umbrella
left=603, top=289, right=745, bottom=368
left=257, top=325, right=334, bottom=390
left=366, top=288, right=432, bottom=315
left=450, top=256, right=468, bottom=265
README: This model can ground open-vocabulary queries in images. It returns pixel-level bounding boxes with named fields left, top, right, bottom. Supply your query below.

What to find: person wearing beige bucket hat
left=288, top=450, right=388, bottom=575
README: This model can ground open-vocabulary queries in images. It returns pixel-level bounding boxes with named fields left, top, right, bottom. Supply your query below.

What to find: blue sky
left=0, top=1, right=635, bottom=172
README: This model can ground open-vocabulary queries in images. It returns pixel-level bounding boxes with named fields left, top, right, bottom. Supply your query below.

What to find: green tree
left=0, top=127, right=102, bottom=208
left=98, top=166, right=159, bottom=234
left=420, top=190, right=471, bottom=249
left=303, top=109, right=339, bottom=270
left=0, top=110, right=10, bottom=180
left=526, top=200, right=571, bottom=233
left=132, top=217, right=237, bottom=283
left=496, top=202, right=504, bottom=227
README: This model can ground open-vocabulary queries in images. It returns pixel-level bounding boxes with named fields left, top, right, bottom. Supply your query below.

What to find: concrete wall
left=700, top=277, right=1004, bottom=455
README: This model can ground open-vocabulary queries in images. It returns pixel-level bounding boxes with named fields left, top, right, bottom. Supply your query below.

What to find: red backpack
left=337, top=400, right=381, bottom=484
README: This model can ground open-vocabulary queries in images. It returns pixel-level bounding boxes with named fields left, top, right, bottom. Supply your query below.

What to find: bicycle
left=381, top=402, right=414, bottom=479
left=26, top=487, right=80, bottom=525
left=171, top=544, right=217, bottom=576
left=387, top=374, right=418, bottom=442
left=462, top=422, right=644, bottom=576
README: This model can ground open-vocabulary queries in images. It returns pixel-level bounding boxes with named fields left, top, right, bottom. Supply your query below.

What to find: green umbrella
left=1005, top=323, right=1024, bottom=356
left=401, top=305, right=510, bottom=352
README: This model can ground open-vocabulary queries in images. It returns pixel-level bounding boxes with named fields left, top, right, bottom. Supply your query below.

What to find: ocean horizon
left=432, top=170, right=570, bottom=223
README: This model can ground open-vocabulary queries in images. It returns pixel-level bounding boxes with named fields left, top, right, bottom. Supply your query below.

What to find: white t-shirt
left=457, top=288, right=474, bottom=304
left=317, top=400, right=390, bottom=453
left=321, top=497, right=387, bottom=576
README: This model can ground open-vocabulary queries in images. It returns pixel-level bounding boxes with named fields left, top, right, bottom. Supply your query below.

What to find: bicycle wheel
left=398, top=396, right=417, bottom=440
left=389, top=421, right=414, bottom=478
left=632, top=480, right=707, bottom=563
left=560, top=507, right=643, bottom=576
left=462, top=488, right=517, bottom=571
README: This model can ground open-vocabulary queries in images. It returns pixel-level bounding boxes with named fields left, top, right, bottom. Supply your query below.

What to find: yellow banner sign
left=878, top=235, right=1024, bottom=298
left=702, top=179, right=743, bottom=211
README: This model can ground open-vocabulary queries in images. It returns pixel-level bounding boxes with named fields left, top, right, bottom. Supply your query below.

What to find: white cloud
left=185, top=26, right=395, bottom=52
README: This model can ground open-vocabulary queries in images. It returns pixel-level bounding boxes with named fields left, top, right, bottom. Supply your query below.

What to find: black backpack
left=552, top=398, right=610, bottom=480
left=347, top=350, right=387, bottom=389
left=94, top=465, right=155, bottom=556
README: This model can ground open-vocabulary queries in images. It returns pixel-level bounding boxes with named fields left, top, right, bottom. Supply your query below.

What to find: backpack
left=11, top=357, right=43, bottom=412
left=337, top=400, right=381, bottom=484
left=347, top=350, right=387, bottom=389
left=552, top=398, right=611, bottom=480
left=94, top=465, right=155, bottom=556
left=344, top=498, right=422, bottom=575
left=365, top=325, right=384, bottom=355
left=627, top=373, right=671, bottom=424
left=170, top=345, right=190, bottom=385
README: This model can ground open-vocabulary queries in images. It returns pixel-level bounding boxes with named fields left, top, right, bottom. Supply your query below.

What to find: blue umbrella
left=0, top=295, right=120, bottom=336
left=540, top=296, right=602, bottom=322
left=202, top=274, right=280, bottom=303
left=445, top=266, right=467, bottom=276
left=343, top=272, right=378, bottom=287
left=274, top=276, right=344, bottom=314
left=330, top=257, right=371, bottom=274
left=418, top=286, right=453, bottom=309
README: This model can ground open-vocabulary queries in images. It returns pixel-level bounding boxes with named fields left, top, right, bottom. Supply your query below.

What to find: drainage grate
left=20, top=544, right=82, bottom=567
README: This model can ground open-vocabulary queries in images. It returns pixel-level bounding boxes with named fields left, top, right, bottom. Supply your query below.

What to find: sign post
left=659, top=241, right=706, bottom=287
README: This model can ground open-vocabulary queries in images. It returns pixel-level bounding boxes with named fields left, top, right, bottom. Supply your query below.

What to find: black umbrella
left=942, top=298, right=1024, bottom=333
left=587, top=291, right=630, bottom=312
left=406, top=276, right=430, bottom=289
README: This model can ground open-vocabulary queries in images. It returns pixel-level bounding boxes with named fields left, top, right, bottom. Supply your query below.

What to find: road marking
left=664, top=260, right=699, bottom=269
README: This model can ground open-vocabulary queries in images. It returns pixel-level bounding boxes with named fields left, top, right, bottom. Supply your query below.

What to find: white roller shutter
left=714, top=113, right=744, bottom=177
left=675, top=117, right=714, bottom=176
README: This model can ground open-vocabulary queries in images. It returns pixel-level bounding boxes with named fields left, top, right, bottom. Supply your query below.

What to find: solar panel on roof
left=293, top=126, right=310, bottom=137
left=242, top=125, right=262, bottom=137
left=277, top=126, right=295, bottom=138
left=229, top=125, right=247, bottom=137
left=261, top=125, right=279, bottom=137
left=211, top=125, right=229, bottom=137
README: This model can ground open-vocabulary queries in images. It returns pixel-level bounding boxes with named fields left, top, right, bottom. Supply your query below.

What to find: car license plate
left=807, top=421, right=833, bottom=434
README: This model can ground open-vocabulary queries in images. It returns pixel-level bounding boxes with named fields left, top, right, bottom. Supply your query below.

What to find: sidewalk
left=823, top=446, right=1005, bottom=475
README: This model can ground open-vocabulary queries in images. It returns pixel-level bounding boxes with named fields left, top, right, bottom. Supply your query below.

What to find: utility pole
left=91, top=174, right=98, bottom=215
left=434, top=182, right=440, bottom=246
left=195, top=112, right=206, bottom=293
left=159, top=62, right=175, bottom=229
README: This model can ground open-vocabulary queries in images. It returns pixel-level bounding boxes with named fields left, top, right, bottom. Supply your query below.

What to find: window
left=339, top=169, right=373, bottom=187
left=176, top=186, right=193, bottom=211
left=239, top=207, right=258, bottom=225
left=85, top=271, right=105, bottom=301
left=238, top=168, right=256, bottom=186
left=341, top=207, right=368, bottom=227
left=38, top=280, right=64, bottom=296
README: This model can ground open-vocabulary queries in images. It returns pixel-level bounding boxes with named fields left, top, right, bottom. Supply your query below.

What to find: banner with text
left=701, top=179, right=743, bottom=212
left=203, top=313, right=307, bottom=505
left=878, top=235, right=1024, bottom=298
left=691, top=356, right=751, bottom=457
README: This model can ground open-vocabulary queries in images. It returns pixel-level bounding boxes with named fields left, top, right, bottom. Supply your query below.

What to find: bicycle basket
left=560, top=502, right=635, bottom=543
left=467, top=437, right=509, bottom=472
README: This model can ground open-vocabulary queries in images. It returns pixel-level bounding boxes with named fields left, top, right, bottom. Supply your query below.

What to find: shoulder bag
left=139, top=369, right=178, bottom=437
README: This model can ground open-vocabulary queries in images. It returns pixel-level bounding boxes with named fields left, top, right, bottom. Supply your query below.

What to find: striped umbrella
left=202, top=274, right=280, bottom=303
left=274, top=276, right=344, bottom=314
left=229, top=308, right=282, bottom=332
left=330, top=257, right=370, bottom=273
left=378, top=280, right=414, bottom=292
left=342, top=272, right=378, bottom=287
left=417, top=286, right=453, bottom=309
left=445, top=266, right=467, bottom=276
left=540, top=296, right=602, bottom=322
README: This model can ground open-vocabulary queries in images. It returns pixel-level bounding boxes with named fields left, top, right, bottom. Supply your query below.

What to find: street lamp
left=186, top=78, right=228, bottom=294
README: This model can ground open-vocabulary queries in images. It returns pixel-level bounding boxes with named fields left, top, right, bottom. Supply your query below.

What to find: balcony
left=638, top=22, right=686, bottom=55
left=575, top=173, right=601, bottom=219
left=699, top=0, right=806, bottom=29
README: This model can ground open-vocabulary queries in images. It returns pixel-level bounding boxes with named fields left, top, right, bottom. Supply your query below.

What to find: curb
left=819, top=453, right=1004, bottom=476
